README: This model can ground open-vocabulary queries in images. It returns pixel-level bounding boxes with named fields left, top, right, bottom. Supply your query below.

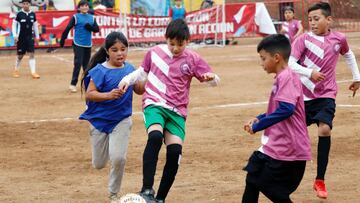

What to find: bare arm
left=294, top=22, right=304, bottom=39
left=85, top=80, right=123, bottom=102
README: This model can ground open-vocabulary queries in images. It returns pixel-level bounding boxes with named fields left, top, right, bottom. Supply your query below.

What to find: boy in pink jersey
left=119, top=19, right=220, bottom=203
left=242, top=34, right=311, bottom=203
left=289, top=2, right=360, bottom=199
left=280, top=6, right=303, bottom=43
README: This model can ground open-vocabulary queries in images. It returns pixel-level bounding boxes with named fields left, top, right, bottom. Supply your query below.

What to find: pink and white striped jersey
left=141, top=44, right=213, bottom=118
left=282, top=19, right=301, bottom=43
left=291, top=31, right=349, bottom=100
left=261, top=68, right=311, bottom=161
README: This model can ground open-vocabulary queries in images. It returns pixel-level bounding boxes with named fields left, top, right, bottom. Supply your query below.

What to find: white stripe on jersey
left=159, top=44, right=173, bottom=59
left=146, top=87, right=167, bottom=104
left=304, top=56, right=321, bottom=71
left=283, top=26, right=289, bottom=32
left=151, top=51, right=170, bottom=76
left=148, top=71, right=167, bottom=94
left=308, top=32, right=325, bottom=43
left=303, top=94, right=312, bottom=101
left=305, top=40, right=324, bottom=59
left=300, top=75, right=315, bottom=93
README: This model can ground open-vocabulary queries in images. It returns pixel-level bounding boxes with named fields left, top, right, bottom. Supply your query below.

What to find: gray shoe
left=139, top=189, right=156, bottom=203
left=109, top=192, right=118, bottom=203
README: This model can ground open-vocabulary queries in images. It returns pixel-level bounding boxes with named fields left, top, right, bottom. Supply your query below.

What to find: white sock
left=15, top=58, right=21, bottom=70
left=29, top=58, right=36, bottom=74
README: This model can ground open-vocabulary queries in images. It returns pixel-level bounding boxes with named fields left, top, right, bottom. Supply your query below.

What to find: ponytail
left=81, top=46, right=108, bottom=93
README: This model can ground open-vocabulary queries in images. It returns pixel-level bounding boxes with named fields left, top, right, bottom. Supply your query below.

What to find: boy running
left=289, top=2, right=360, bottom=199
left=242, top=34, right=311, bottom=203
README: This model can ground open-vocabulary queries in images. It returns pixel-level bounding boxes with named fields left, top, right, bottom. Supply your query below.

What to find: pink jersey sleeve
left=291, top=34, right=306, bottom=60
left=192, top=55, right=213, bottom=82
left=140, top=50, right=152, bottom=73
left=274, top=72, right=299, bottom=105
left=340, top=35, right=350, bottom=55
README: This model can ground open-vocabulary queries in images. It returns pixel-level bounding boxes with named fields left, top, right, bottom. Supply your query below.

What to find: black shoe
left=156, top=199, right=165, bottom=203
left=139, top=188, right=156, bottom=203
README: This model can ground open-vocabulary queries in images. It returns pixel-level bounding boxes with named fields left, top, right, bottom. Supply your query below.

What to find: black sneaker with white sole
left=139, top=188, right=156, bottom=203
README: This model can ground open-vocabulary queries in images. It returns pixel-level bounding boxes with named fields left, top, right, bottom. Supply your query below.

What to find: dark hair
left=308, top=2, right=331, bottom=17
left=78, top=0, right=89, bottom=8
left=283, top=6, right=294, bottom=13
left=81, top=31, right=128, bottom=91
left=20, top=0, right=31, bottom=3
left=257, top=34, right=291, bottom=60
left=165, top=19, right=190, bottom=42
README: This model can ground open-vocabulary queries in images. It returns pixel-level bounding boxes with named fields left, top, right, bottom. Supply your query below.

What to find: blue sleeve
left=252, top=102, right=295, bottom=133
left=88, top=67, right=105, bottom=91
left=256, top=113, right=266, bottom=120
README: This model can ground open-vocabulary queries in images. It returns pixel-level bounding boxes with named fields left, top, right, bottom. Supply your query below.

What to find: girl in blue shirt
left=169, top=0, right=186, bottom=20
left=79, top=31, right=144, bottom=201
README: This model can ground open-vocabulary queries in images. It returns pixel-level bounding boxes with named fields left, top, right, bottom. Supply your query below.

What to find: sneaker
left=313, top=179, right=328, bottom=199
left=139, top=188, right=156, bottom=203
left=69, top=85, right=77, bottom=93
left=109, top=192, right=118, bottom=203
left=13, top=70, right=20, bottom=78
left=31, top=73, right=40, bottom=79
left=155, top=199, right=165, bottom=203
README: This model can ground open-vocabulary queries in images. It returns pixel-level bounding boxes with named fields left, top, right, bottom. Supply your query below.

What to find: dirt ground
left=1, top=35, right=360, bottom=203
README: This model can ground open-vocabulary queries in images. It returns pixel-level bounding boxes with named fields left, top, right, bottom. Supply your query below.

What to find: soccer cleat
left=13, top=70, right=20, bottom=78
left=31, top=73, right=40, bottom=79
left=69, top=85, right=77, bottom=93
left=139, top=188, right=156, bottom=203
left=313, top=179, right=328, bottom=199
left=109, top=192, right=119, bottom=203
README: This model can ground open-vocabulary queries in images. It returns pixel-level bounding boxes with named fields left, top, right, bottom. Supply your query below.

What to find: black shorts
left=305, top=98, right=336, bottom=129
left=17, top=38, right=35, bottom=55
left=243, top=151, right=306, bottom=199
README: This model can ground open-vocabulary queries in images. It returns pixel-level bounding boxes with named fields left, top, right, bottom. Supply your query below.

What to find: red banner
left=0, top=3, right=275, bottom=49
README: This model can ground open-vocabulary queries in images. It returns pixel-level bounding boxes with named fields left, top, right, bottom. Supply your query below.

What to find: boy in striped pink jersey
left=279, top=6, right=303, bottom=43
left=119, top=19, right=220, bottom=203
left=289, top=2, right=360, bottom=199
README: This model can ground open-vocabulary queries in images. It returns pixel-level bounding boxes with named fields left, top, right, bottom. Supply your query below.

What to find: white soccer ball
left=117, top=193, right=146, bottom=203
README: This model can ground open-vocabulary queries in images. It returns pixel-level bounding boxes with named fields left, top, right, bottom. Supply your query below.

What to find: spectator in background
left=93, top=0, right=107, bottom=11
left=101, top=0, right=114, bottom=8
left=60, top=0, right=99, bottom=93
left=169, top=0, right=186, bottom=21
left=200, top=0, right=214, bottom=9
left=46, top=0, right=57, bottom=11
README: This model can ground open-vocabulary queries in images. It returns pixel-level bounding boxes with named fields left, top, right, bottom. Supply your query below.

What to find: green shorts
left=143, top=105, right=186, bottom=141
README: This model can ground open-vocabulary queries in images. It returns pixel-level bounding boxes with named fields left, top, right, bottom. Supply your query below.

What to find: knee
left=111, top=155, right=127, bottom=168
left=92, top=159, right=107, bottom=169
left=166, top=144, right=182, bottom=163
left=148, top=130, right=163, bottom=146
left=318, top=123, right=331, bottom=136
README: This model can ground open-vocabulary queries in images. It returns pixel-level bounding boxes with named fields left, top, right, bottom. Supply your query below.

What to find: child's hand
left=107, top=88, right=123, bottom=100
left=244, top=118, right=258, bottom=135
left=118, top=80, right=129, bottom=94
left=202, top=72, right=215, bottom=81
left=311, top=70, right=325, bottom=82
left=349, top=81, right=360, bottom=97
